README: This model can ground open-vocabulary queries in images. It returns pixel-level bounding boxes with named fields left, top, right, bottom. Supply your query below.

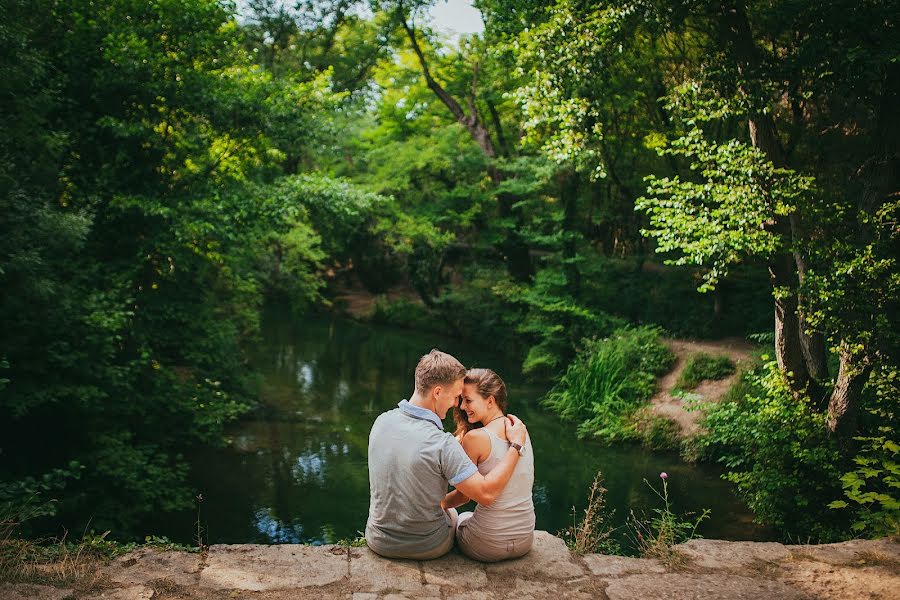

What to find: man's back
left=365, top=401, right=476, bottom=556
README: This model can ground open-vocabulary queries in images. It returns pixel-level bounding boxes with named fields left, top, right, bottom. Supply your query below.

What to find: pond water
left=153, top=308, right=773, bottom=546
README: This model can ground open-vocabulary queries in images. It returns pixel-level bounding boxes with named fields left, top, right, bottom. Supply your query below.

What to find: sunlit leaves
left=637, top=127, right=814, bottom=291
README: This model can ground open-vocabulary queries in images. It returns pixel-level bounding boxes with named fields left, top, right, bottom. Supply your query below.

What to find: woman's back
left=469, top=428, right=535, bottom=537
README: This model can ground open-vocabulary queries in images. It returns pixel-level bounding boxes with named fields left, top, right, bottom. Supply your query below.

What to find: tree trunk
left=717, top=0, right=811, bottom=393
left=790, top=213, right=830, bottom=381
left=826, top=345, right=872, bottom=438
left=768, top=251, right=810, bottom=392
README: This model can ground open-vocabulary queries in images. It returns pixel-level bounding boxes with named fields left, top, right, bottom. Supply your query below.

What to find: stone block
left=676, top=539, right=790, bottom=570
left=104, top=548, right=202, bottom=587
left=582, top=554, right=666, bottom=577
left=199, top=543, right=347, bottom=591
left=87, top=585, right=153, bottom=599
left=483, top=531, right=583, bottom=579
left=606, top=573, right=809, bottom=600
left=790, top=538, right=900, bottom=566
left=420, top=551, right=488, bottom=588
left=0, top=583, right=73, bottom=600
left=347, top=548, right=424, bottom=595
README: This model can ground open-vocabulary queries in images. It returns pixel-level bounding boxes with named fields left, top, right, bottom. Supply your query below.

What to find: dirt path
left=651, top=338, right=757, bottom=438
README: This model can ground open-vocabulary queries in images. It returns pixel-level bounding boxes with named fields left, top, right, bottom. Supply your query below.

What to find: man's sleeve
left=441, top=434, right=478, bottom=486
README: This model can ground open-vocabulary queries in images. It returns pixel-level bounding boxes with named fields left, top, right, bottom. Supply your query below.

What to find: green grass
left=542, top=326, right=675, bottom=444
left=675, top=353, right=735, bottom=390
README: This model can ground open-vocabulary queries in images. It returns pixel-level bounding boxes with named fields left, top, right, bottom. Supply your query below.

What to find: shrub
left=676, top=353, right=736, bottom=391
left=542, top=326, right=675, bottom=443
left=369, top=296, right=447, bottom=334
left=696, top=361, right=849, bottom=541
left=631, top=408, right=682, bottom=450
left=828, top=429, right=900, bottom=537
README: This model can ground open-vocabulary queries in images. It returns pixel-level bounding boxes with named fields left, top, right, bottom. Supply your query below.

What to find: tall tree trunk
left=826, top=345, right=872, bottom=438
left=717, top=0, right=811, bottom=393
left=768, top=250, right=810, bottom=392
left=794, top=237, right=828, bottom=381
left=398, top=11, right=532, bottom=280
left=825, top=62, right=900, bottom=436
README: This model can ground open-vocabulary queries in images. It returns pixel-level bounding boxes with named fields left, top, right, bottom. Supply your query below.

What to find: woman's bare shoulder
left=460, top=428, right=492, bottom=454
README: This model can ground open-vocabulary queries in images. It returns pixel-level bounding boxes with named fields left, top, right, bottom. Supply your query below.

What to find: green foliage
left=828, top=363, right=900, bottom=538
left=0, top=0, right=370, bottom=539
left=630, top=409, right=682, bottom=451
left=368, top=296, right=450, bottom=336
left=494, top=268, right=624, bottom=379
left=697, top=361, right=849, bottom=541
left=0, top=463, right=84, bottom=539
left=637, top=128, right=814, bottom=292
left=542, top=326, right=674, bottom=443
left=676, top=353, right=736, bottom=391
left=828, top=429, right=900, bottom=537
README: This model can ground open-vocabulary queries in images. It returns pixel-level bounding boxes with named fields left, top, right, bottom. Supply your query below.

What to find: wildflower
left=660, top=472, right=668, bottom=480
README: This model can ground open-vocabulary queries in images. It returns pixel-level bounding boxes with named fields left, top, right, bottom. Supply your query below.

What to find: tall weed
left=559, top=472, right=619, bottom=555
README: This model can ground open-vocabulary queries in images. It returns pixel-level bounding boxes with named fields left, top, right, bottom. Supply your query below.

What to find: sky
left=427, top=0, right=485, bottom=38
left=236, top=1, right=486, bottom=41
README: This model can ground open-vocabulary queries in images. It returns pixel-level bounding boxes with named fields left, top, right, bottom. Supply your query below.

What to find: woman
left=442, top=368, right=535, bottom=562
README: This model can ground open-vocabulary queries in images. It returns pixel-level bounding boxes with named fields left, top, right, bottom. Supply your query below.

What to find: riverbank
left=4, top=531, right=897, bottom=599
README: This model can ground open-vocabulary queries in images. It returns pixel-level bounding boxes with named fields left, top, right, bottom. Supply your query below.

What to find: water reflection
left=168, top=309, right=772, bottom=546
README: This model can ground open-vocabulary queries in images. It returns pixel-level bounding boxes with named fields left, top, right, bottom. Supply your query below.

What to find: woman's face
left=460, top=383, right=493, bottom=424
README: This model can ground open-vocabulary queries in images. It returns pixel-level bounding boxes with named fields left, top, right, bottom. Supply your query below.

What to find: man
left=365, top=349, right=528, bottom=560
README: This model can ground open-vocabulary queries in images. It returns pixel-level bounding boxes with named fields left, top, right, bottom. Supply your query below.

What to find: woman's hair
left=453, top=368, right=508, bottom=440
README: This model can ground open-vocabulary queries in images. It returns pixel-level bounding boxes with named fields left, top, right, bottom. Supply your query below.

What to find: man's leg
left=369, top=509, right=459, bottom=561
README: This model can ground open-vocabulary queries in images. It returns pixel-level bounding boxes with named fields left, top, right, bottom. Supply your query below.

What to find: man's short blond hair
left=415, top=349, right=466, bottom=395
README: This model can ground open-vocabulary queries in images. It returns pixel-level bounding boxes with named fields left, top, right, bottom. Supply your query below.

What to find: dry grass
left=0, top=533, right=109, bottom=592
left=855, top=550, right=900, bottom=569
left=560, top=472, right=619, bottom=555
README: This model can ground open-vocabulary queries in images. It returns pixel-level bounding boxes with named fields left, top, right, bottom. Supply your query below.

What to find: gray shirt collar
left=398, top=399, right=444, bottom=430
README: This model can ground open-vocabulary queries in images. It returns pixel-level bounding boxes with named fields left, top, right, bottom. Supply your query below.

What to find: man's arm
left=453, top=415, right=527, bottom=506
left=441, top=430, right=490, bottom=510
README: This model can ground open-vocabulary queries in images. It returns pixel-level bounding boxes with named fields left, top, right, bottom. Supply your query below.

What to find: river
left=144, top=308, right=772, bottom=547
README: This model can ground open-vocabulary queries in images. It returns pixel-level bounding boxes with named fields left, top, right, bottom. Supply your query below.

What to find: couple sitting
left=365, top=349, right=535, bottom=562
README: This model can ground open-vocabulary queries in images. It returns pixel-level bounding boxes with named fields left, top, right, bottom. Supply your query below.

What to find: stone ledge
left=4, top=532, right=896, bottom=599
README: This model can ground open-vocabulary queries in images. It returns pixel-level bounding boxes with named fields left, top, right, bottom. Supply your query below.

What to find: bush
left=675, top=353, right=736, bottom=391
left=369, top=296, right=446, bottom=334
left=631, top=408, right=682, bottom=450
left=542, top=326, right=675, bottom=443
left=696, top=361, right=850, bottom=541
left=827, top=361, right=900, bottom=537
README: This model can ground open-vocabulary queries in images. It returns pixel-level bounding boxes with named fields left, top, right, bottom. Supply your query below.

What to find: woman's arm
left=441, top=489, right=469, bottom=510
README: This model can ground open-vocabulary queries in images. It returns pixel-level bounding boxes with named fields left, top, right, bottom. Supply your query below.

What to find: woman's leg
left=457, top=529, right=534, bottom=563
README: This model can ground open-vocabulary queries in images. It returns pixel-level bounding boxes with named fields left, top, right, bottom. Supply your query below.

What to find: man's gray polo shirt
left=365, top=400, right=478, bottom=555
